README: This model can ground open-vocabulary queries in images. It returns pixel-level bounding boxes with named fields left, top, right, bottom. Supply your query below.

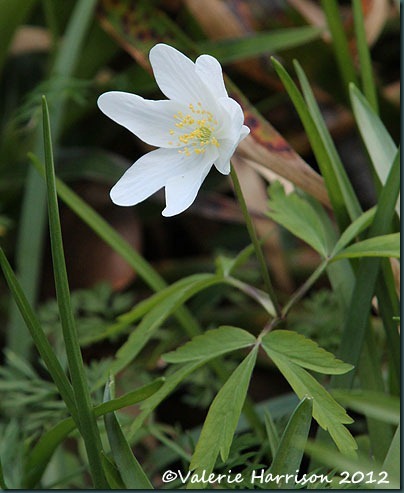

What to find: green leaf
left=262, top=343, right=356, bottom=456
left=267, top=182, right=331, bottom=257
left=100, top=452, right=126, bottom=490
left=24, top=379, right=163, bottom=488
left=29, top=154, right=202, bottom=342
left=331, top=148, right=400, bottom=389
left=198, top=26, right=322, bottom=63
left=271, top=57, right=350, bottom=231
left=333, top=206, right=376, bottom=254
left=304, top=440, right=399, bottom=489
left=321, top=0, right=359, bottom=91
left=0, top=248, right=77, bottom=420
left=163, top=326, right=256, bottom=363
left=382, top=424, right=400, bottom=484
left=331, top=390, right=400, bottom=425
left=294, top=60, right=362, bottom=222
left=103, top=378, right=153, bottom=490
left=189, top=349, right=258, bottom=482
left=263, top=411, right=280, bottom=459
left=352, top=0, right=378, bottom=112
left=41, top=96, right=107, bottom=488
left=262, top=331, right=353, bottom=375
left=130, top=361, right=203, bottom=438
left=267, top=397, right=313, bottom=489
left=332, top=233, right=399, bottom=260
left=350, top=84, right=399, bottom=215
left=95, top=274, right=224, bottom=388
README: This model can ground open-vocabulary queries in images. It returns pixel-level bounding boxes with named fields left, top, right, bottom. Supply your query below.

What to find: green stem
left=281, top=259, right=329, bottom=317
left=230, top=165, right=281, bottom=317
left=42, top=97, right=107, bottom=489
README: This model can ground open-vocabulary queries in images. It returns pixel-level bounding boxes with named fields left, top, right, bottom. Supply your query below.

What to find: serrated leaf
left=188, top=349, right=258, bottom=484
left=103, top=379, right=153, bottom=489
left=268, top=397, right=313, bottom=488
left=163, top=326, right=256, bottom=363
left=332, top=233, right=399, bottom=261
left=262, top=345, right=356, bottom=457
left=262, top=331, right=353, bottom=375
left=267, top=182, right=330, bottom=257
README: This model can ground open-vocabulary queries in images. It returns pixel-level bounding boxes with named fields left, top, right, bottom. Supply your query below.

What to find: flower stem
left=230, top=164, right=281, bottom=317
left=281, top=259, right=329, bottom=318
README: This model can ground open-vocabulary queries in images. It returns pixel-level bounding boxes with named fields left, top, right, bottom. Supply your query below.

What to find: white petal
left=215, top=125, right=250, bottom=175
left=162, top=147, right=218, bottom=216
left=98, top=91, right=187, bottom=148
left=216, top=97, right=245, bottom=139
left=110, top=148, right=193, bottom=206
left=149, top=44, right=215, bottom=107
left=195, top=54, right=228, bottom=98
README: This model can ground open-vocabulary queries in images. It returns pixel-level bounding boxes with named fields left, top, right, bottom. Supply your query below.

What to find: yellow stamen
left=169, top=102, right=220, bottom=155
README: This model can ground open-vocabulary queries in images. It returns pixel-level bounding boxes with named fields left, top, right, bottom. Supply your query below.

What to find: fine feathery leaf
left=262, top=331, right=353, bottom=375
left=188, top=349, right=258, bottom=483
left=163, top=326, right=256, bottom=363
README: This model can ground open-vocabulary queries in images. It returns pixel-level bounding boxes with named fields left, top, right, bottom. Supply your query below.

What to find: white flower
left=98, top=43, right=250, bottom=217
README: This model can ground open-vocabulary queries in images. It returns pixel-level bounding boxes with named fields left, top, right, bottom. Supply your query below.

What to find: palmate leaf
left=188, top=349, right=258, bottom=487
left=263, top=331, right=353, bottom=375
left=163, top=326, right=256, bottom=363
left=262, top=334, right=356, bottom=457
left=267, top=182, right=331, bottom=257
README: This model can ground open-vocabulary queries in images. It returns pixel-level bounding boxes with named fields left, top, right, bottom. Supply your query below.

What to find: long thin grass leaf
left=331, top=149, right=400, bottom=389
left=41, top=96, right=107, bottom=489
left=103, top=378, right=153, bottom=489
left=352, top=0, right=379, bottom=113
left=321, top=0, right=358, bottom=92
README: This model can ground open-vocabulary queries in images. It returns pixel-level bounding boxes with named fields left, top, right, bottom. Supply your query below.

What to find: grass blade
left=321, top=0, right=358, bottom=92
left=331, top=148, right=400, bottom=389
left=41, top=96, right=107, bottom=489
left=352, top=0, right=378, bottom=113
left=103, top=378, right=153, bottom=489
left=268, top=397, right=313, bottom=488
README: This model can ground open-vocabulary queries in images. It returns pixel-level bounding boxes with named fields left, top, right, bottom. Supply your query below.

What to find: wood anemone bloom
left=98, top=43, right=250, bottom=216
